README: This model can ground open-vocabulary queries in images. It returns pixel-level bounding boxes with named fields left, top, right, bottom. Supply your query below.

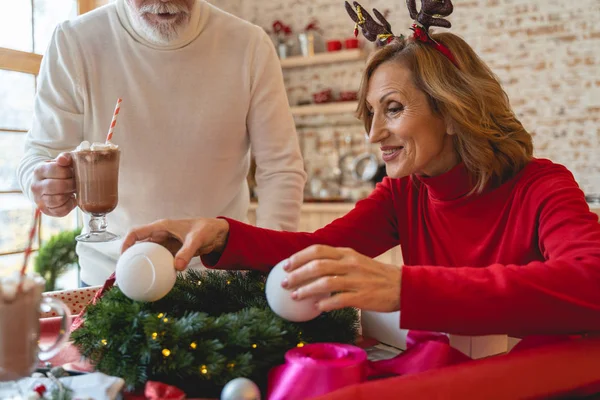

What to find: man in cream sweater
left=17, top=0, right=307, bottom=286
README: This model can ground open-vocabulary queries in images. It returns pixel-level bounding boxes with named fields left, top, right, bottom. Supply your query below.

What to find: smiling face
left=365, top=61, right=458, bottom=179
left=126, top=0, right=194, bottom=44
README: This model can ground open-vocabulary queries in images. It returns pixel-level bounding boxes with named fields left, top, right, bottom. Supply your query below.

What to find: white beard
left=126, top=1, right=191, bottom=45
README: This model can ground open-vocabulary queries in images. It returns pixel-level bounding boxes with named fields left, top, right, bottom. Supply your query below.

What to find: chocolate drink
left=72, top=148, right=120, bottom=214
left=0, top=277, right=44, bottom=381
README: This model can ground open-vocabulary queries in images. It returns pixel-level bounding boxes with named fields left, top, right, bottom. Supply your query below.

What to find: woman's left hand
left=281, top=244, right=402, bottom=313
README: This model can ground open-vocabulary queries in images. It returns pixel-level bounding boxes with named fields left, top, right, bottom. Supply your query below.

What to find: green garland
left=71, top=270, right=359, bottom=397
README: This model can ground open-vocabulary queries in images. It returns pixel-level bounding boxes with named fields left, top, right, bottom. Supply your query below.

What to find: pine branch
left=71, top=269, right=359, bottom=397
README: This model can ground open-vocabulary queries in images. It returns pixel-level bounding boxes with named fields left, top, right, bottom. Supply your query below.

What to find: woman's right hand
left=121, top=218, right=230, bottom=270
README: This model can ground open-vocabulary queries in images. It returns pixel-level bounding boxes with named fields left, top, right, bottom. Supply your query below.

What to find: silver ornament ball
left=220, top=377, right=261, bottom=400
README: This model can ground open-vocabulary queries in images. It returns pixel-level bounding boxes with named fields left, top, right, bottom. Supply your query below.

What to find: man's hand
left=122, top=218, right=231, bottom=270
left=31, top=153, right=77, bottom=217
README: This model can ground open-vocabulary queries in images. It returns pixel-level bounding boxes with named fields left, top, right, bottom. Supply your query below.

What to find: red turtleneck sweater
left=204, top=159, right=600, bottom=337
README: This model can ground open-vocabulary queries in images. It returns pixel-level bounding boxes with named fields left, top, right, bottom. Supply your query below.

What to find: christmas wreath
left=71, top=269, right=360, bottom=397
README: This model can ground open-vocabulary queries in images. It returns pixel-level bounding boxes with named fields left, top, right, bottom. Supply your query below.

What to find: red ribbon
left=144, top=381, right=186, bottom=400
left=411, top=24, right=429, bottom=43
left=71, top=272, right=117, bottom=332
left=410, top=24, right=459, bottom=68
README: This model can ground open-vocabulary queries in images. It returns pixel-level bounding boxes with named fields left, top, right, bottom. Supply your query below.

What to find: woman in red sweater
left=122, top=29, right=600, bottom=338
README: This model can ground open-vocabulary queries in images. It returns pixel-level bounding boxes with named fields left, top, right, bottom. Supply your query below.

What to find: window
left=0, top=1, right=98, bottom=282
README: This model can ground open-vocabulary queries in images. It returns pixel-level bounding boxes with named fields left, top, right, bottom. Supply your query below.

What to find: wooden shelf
left=290, top=101, right=358, bottom=116
left=280, top=49, right=366, bottom=69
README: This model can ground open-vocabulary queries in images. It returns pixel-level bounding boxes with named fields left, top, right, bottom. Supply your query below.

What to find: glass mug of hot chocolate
left=71, top=141, right=120, bottom=242
left=0, top=274, right=72, bottom=381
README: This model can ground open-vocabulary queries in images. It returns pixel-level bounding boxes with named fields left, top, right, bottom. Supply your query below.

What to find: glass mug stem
left=76, top=214, right=119, bottom=242
left=89, top=213, right=108, bottom=233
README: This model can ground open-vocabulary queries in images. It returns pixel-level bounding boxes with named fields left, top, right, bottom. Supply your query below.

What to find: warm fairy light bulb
left=297, top=342, right=305, bottom=347
left=227, top=362, right=235, bottom=369
left=101, top=339, right=107, bottom=346
left=227, top=280, right=231, bottom=285
left=157, top=313, right=164, bottom=318
left=252, top=343, right=257, bottom=349
left=151, top=332, right=158, bottom=340
left=163, top=318, right=169, bottom=323
left=190, top=342, right=197, bottom=349
left=197, top=281, right=202, bottom=285
left=200, top=365, right=208, bottom=374
left=162, top=349, right=171, bottom=357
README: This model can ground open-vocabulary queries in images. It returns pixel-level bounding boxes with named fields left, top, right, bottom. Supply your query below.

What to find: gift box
left=361, top=310, right=520, bottom=359
left=42, top=286, right=102, bottom=318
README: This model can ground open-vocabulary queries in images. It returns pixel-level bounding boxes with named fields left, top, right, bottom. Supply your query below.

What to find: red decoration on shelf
left=339, top=91, right=358, bottom=102
left=272, top=20, right=292, bottom=36
left=272, top=20, right=293, bottom=46
left=313, top=89, right=333, bottom=104
left=327, top=40, right=343, bottom=52
left=304, top=19, right=322, bottom=33
left=345, top=37, right=360, bottom=49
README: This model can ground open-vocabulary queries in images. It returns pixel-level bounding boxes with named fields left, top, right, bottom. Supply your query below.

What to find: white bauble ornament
left=115, top=242, right=176, bottom=302
left=265, top=259, right=328, bottom=322
left=220, top=377, right=261, bottom=400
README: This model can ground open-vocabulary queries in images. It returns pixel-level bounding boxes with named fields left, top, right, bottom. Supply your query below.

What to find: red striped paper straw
left=105, top=98, right=122, bottom=143
left=16, top=208, right=42, bottom=295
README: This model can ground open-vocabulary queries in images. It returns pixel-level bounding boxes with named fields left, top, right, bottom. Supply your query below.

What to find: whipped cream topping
left=75, top=141, right=119, bottom=152
left=0, top=272, right=44, bottom=303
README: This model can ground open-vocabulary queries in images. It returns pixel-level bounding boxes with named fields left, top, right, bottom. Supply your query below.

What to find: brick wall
left=212, top=0, right=600, bottom=198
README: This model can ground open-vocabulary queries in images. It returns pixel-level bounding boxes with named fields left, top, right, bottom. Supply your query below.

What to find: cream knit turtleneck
left=18, top=0, right=306, bottom=285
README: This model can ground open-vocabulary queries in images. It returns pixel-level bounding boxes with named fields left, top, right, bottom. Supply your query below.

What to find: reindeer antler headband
left=345, top=0, right=458, bottom=68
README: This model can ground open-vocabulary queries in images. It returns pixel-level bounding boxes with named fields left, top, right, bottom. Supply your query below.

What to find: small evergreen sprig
left=34, top=228, right=81, bottom=291
left=71, top=270, right=359, bottom=397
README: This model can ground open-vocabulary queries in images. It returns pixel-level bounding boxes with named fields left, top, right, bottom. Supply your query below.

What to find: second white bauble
left=115, top=242, right=177, bottom=302
left=265, top=259, right=329, bottom=322
left=220, top=377, right=261, bottom=400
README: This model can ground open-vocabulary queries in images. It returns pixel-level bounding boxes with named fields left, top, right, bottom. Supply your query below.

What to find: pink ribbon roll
left=267, top=333, right=473, bottom=400
left=267, top=343, right=368, bottom=400
left=265, top=333, right=574, bottom=400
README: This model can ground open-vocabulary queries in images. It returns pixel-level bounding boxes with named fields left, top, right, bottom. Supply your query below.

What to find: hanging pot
left=351, top=153, right=379, bottom=182
left=350, top=134, right=381, bottom=182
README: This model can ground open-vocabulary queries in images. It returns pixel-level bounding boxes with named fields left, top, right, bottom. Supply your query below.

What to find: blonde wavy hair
left=357, top=33, right=533, bottom=193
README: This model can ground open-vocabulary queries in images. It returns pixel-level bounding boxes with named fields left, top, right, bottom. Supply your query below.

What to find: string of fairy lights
left=98, top=279, right=307, bottom=376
